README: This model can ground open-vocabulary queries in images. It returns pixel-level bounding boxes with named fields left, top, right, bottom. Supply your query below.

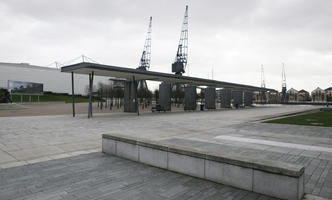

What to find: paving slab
left=0, top=153, right=279, bottom=200
left=0, top=150, right=16, bottom=164
left=1, top=104, right=331, bottom=198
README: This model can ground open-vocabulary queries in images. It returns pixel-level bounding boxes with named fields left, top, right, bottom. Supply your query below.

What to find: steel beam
left=88, top=71, right=94, bottom=118
left=71, top=72, right=75, bottom=117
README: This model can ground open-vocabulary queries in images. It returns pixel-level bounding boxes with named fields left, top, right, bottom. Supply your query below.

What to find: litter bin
left=200, top=104, right=204, bottom=111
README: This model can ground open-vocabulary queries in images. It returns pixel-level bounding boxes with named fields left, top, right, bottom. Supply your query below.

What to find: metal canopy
left=61, top=62, right=276, bottom=92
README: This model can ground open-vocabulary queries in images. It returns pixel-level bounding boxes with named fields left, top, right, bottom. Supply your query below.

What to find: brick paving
left=0, top=152, right=279, bottom=200
left=1, top=105, right=330, bottom=199
left=161, top=137, right=332, bottom=199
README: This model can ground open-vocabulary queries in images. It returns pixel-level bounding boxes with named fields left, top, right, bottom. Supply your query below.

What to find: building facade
left=325, top=87, right=332, bottom=102
left=0, top=62, right=110, bottom=95
left=297, top=89, right=310, bottom=102
left=311, top=87, right=326, bottom=102
left=287, top=88, right=298, bottom=102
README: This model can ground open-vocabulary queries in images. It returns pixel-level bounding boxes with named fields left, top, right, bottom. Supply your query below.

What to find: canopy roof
left=61, top=62, right=276, bottom=92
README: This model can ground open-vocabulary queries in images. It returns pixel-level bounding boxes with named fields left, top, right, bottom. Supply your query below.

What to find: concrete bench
left=102, top=134, right=304, bottom=200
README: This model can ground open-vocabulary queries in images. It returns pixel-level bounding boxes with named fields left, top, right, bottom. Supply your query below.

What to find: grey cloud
left=0, top=0, right=331, bottom=91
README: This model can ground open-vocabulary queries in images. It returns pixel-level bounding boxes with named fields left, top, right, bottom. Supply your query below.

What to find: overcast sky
left=0, top=0, right=331, bottom=91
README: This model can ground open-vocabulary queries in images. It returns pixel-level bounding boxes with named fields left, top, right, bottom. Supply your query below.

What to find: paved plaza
left=0, top=152, right=280, bottom=200
left=1, top=105, right=331, bottom=199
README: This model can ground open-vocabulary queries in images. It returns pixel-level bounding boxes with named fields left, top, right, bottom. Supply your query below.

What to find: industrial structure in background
left=260, top=64, right=267, bottom=103
left=169, top=5, right=189, bottom=105
left=281, top=63, right=288, bottom=102
left=137, top=17, right=152, bottom=90
left=172, top=5, right=188, bottom=76
left=1, top=4, right=331, bottom=109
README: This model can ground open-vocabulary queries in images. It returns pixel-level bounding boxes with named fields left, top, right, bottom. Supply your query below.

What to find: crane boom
left=282, top=63, right=286, bottom=88
left=261, top=64, right=266, bottom=88
left=281, top=63, right=288, bottom=102
left=137, top=17, right=152, bottom=90
left=172, top=5, right=188, bottom=75
left=138, top=16, right=152, bottom=71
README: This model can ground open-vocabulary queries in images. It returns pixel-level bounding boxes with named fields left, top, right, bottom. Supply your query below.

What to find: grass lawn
left=265, top=111, right=332, bottom=127
left=12, top=93, right=99, bottom=103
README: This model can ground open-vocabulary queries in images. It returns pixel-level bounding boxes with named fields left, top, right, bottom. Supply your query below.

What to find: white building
left=287, top=88, right=298, bottom=102
left=311, top=87, right=326, bottom=102
left=0, top=62, right=110, bottom=95
left=325, top=87, right=332, bottom=101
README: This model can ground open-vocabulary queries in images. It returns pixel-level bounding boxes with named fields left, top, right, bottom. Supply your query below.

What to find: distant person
left=4, top=89, right=12, bottom=103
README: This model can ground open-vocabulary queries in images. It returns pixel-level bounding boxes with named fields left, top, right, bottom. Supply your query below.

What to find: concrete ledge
left=205, top=160, right=253, bottom=191
left=138, top=140, right=168, bottom=151
left=253, top=169, right=303, bottom=200
left=168, top=152, right=205, bottom=178
left=320, top=107, right=332, bottom=112
left=116, top=141, right=139, bottom=161
left=139, top=146, right=168, bottom=169
left=303, top=194, right=329, bottom=200
left=102, top=134, right=304, bottom=200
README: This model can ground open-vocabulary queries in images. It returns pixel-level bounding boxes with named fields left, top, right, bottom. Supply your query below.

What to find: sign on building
left=8, top=80, right=43, bottom=95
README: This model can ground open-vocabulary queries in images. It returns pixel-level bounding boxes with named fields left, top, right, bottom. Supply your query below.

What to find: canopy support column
left=71, top=72, right=75, bottom=117
left=88, top=71, right=94, bottom=118
left=133, top=76, right=139, bottom=116
left=124, top=76, right=138, bottom=114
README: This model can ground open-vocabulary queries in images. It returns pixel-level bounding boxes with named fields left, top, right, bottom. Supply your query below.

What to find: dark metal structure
left=244, top=91, right=253, bottom=106
left=281, top=63, right=288, bottom=103
left=88, top=71, right=94, bottom=118
left=159, top=83, right=171, bottom=111
left=137, top=17, right=152, bottom=90
left=220, top=88, right=232, bottom=108
left=184, top=85, right=196, bottom=110
left=205, top=87, right=216, bottom=109
left=232, top=90, right=243, bottom=108
left=124, top=79, right=138, bottom=113
left=62, top=62, right=276, bottom=90
left=260, top=64, right=267, bottom=103
left=71, top=72, right=75, bottom=117
left=172, top=5, right=188, bottom=75
left=62, top=62, right=276, bottom=117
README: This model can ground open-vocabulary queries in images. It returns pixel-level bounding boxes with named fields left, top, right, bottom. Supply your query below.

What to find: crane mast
left=282, top=63, right=286, bottom=89
left=261, top=64, right=266, bottom=88
left=281, top=63, right=287, bottom=103
left=172, top=5, right=188, bottom=75
left=137, top=16, right=152, bottom=90
left=260, top=64, right=267, bottom=103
